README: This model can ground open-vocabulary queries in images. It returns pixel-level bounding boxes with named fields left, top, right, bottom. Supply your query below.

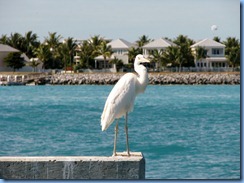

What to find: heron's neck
left=135, top=64, right=148, bottom=93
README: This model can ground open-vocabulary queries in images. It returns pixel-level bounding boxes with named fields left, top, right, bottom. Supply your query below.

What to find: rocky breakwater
left=149, top=73, right=240, bottom=85
left=47, top=72, right=240, bottom=85
left=48, top=73, right=122, bottom=85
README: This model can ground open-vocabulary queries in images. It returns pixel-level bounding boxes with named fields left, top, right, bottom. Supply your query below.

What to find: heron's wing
left=110, top=74, right=136, bottom=114
left=101, top=73, right=136, bottom=131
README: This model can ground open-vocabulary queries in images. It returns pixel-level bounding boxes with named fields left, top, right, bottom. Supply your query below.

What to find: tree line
left=0, top=31, right=240, bottom=72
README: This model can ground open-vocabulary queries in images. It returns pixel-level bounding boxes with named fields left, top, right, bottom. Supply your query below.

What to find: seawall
left=47, top=72, right=240, bottom=85
left=0, top=152, right=145, bottom=179
left=0, top=72, right=240, bottom=85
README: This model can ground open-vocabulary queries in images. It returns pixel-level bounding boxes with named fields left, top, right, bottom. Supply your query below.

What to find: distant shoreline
left=0, top=72, right=240, bottom=85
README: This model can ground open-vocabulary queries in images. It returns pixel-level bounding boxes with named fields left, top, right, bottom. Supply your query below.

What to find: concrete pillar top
left=0, top=152, right=143, bottom=162
left=0, top=152, right=145, bottom=179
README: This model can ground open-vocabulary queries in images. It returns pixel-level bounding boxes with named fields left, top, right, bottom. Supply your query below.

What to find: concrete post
left=0, top=152, right=145, bottom=179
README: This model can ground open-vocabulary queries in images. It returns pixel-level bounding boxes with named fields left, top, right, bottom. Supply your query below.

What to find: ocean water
left=0, top=85, right=240, bottom=179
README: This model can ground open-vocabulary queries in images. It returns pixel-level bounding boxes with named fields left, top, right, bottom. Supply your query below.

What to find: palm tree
left=194, top=46, right=208, bottom=66
left=8, top=32, right=24, bottom=51
left=35, top=44, right=52, bottom=70
left=44, top=32, right=62, bottom=69
left=136, top=35, right=151, bottom=47
left=173, top=35, right=195, bottom=71
left=176, top=45, right=190, bottom=72
left=149, top=49, right=164, bottom=71
left=213, top=36, right=221, bottom=43
left=162, top=46, right=179, bottom=68
left=136, top=35, right=151, bottom=53
left=223, top=37, right=240, bottom=70
left=57, top=43, right=69, bottom=71
left=0, top=34, right=9, bottom=45
left=61, top=37, right=77, bottom=71
left=89, top=35, right=104, bottom=45
left=44, top=32, right=62, bottom=48
left=23, top=31, right=40, bottom=58
left=127, top=47, right=141, bottom=63
left=226, top=45, right=240, bottom=70
left=0, top=31, right=40, bottom=59
left=79, top=40, right=93, bottom=68
left=95, top=42, right=113, bottom=69
left=173, top=34, right=194, bottom=46
left=109, top=57, right=124, bottom=72
left=89, top=35, right=105, bottom=57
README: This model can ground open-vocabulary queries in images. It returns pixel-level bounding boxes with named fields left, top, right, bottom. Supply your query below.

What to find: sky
left=0, top=0, right=240, bottom=42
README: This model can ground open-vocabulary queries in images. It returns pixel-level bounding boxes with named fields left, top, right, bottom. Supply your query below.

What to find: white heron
left=101, top=54, right=150, bottom=156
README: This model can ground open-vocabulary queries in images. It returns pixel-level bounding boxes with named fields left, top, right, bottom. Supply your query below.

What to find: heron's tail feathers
left=101, top=104, right=115, bottom=131
left=101, top=116, right=114, bottom=131
left=101, top=120, right=110, bottom=131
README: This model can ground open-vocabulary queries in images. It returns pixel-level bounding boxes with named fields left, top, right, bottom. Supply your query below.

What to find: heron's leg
left=112, top=120, right=119, bottom=156
left=125, top=113, right=130, bottom=156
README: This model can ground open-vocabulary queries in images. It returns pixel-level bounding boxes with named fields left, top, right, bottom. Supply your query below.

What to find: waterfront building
left=190, top=39, right=228, bottom=70
left=0, top=44, right=42, bottom=72
left=142, top=38, right=176, bottom=56
left=94, top=38, right=134, bottom=71
left=0, top=44, right=19, bottom=71
left=142, top=38, right=176, bottom=70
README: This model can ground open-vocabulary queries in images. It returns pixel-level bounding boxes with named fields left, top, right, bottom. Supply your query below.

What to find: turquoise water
left=0, top=85, right=240, bottom=179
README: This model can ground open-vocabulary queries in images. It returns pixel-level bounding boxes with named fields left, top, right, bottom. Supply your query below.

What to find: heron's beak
left=141, top=57, right=150, bottom=63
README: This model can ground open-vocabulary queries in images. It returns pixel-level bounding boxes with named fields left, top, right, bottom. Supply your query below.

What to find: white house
left=95, top=38, right=134, bottom=70
left=142, top=38, right=176, bottom=57
left=190, top=38, right=228, bottom=69
left=0, top=44, right=42, bottom=72
left=142, top=38, right=176, bottom=70
left=0, top=44, right=19, bottom=71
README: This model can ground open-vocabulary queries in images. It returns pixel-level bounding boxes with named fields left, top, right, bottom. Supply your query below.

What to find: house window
left=116, top=50, right=124, bottom=54
left=212, top=49, right=219, bottom=55
left=212, top=48, right=223, bottom=55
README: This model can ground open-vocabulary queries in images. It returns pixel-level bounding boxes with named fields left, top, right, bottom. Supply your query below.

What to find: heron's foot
left=112, top=152, right=117, bottom=157
left=126, top=151, right=131, bottom=156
